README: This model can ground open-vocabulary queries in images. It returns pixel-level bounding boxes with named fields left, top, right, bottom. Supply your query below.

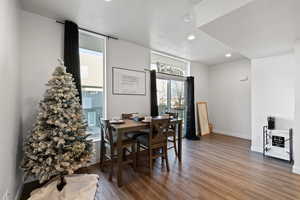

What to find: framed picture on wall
left=112, top=67, right=146, bottom=95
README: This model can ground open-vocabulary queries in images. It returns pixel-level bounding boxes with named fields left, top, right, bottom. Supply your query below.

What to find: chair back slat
left=150, top=118, right=170, bottom=144
left=165, top=112, right=178, bottom=130
left=165, top=112, right=178, bottom=119
left=100, top=119, right=113, bottom=144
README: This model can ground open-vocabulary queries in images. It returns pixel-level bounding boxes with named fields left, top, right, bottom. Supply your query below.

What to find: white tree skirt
left=29, top=174, right=99, bottom=200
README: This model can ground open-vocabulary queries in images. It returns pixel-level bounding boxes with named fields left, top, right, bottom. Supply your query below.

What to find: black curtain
left=185, top=76, right=200, bottom=140
left=64, top=20, right=82, bottom=104
left=150, top=70, right=158, bottom=117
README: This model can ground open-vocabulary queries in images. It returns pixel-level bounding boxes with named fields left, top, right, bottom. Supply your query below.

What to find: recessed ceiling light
left=187, top=34, right=196, bottom=40
left=104, top=0, right=112, bottom=2
left=183, top=14, right=192, bottom=23
left=225, top=53, right=232, bottom=58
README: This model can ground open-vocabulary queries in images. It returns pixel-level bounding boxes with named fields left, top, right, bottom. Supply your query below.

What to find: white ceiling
left=21, top=0, right=246, bottom=66
left=199, top=0, right=300, bottom=59
left=22, top=0, right=299, bottom=65
left=194, top=0, right=255, bottom=27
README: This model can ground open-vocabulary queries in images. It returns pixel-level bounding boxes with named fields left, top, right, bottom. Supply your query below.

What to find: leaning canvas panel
left=197, top=102, right=210, bottom=136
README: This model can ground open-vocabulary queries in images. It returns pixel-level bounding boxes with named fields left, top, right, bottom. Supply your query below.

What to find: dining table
left=110, top=117, right=183, bottom=187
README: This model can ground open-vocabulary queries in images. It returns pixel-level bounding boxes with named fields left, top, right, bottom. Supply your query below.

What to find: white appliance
left=263, top=127, right=293, bottom=162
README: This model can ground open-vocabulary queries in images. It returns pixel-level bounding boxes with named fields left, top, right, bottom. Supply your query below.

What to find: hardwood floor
left=21, top=134, right=300, bottom=200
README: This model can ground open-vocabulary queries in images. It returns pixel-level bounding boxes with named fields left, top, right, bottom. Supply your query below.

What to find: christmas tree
left=22, top=61, right=93, bottom=184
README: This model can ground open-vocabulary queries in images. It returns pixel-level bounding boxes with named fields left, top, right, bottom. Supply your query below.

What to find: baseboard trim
left=213, top=129, right=251, bottom=140
left=15, top=184, right=23, bottom=200
left=293, top=165, right=300, bottom=175
left=251, top=145, right=263, bottom=153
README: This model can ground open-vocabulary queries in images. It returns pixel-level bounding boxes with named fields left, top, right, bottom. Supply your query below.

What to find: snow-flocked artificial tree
left=22, top=61, right=93, bottom=184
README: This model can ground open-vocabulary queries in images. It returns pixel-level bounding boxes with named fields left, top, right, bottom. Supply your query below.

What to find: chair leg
left=164, top=145, right=170, bottom=172
left=137, top=141, right=140, bottom=166
left=161, top=148, right=164, bottom=168
left=123, top=148, right=127, bottom=161
left=132, top=143, right=137, bottom=171
left=149, top=148, right=153, bottom=176
left=173, top=135, right=178, bottom=157
left=100, top=140, right=105, bottom=170
left=109, top=146, right=114, bottom=181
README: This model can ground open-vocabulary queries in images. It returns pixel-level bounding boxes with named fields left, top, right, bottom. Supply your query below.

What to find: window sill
left=91, top=138, right=101, bottom=143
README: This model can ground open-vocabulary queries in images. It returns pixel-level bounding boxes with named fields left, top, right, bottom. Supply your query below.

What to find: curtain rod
left=56, top=20, right=118, bottom=40
left=144, top=69, right=187, bottom=78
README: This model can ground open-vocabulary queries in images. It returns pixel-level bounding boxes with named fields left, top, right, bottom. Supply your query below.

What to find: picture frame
left=112, top=67, right=146, bottom=95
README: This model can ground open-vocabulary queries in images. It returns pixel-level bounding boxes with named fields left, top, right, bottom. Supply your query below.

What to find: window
left=79, top=32, right=106, bottom=141
left=87, top=111, right=96, bottom=127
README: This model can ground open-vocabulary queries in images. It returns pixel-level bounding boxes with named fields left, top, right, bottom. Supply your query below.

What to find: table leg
left=178, top=121, right=182, bottom=162
left=100, top=128, right=105, bottom=170
left=116, top=130, right=123, bottom=187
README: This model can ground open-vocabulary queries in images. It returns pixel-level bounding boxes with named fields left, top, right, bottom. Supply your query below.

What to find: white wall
left=293, top=41, right=300, bottom=174
left=106, top=39, right=151, bottom=118
left=251, top=53, right=296, bottom=153
left=190, top=62, right=209, bottom=134
left=208, top=59, right=251, bottom=139
left=191, top=62, right=209, bottom=103
left=0, top=0, right=22, bottom=199
left=21, top=11, right=64, bottom=137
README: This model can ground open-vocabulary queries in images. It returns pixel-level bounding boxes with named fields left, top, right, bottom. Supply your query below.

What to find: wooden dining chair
left=165, top=112, right=179, bottom=157
left=136, top=118, right=170, bottom=175
left=121, top=113, right=147, bottom=139
left=99, top=119, right=137, bottom=181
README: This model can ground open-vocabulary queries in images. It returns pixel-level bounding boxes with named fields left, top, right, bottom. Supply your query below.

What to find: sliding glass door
left=157, top=79, right=168, bottom=115
left=151, top=51, right=190, bottom=132
left=170, top=80, right=185, bottom=120
left=157, top=78, right=185, bottom=122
